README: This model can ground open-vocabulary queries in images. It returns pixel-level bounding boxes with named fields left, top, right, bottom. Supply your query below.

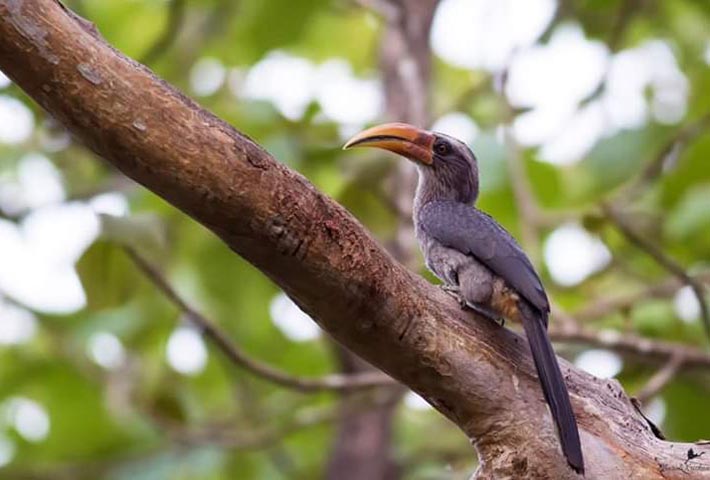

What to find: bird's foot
left=440, top=285, right=505, bottom=327
left=440, top=284, right=467, bottom=309
left=467, top=302, right=505, bottom=327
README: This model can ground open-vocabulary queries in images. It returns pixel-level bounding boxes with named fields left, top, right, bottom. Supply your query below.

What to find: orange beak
left=343, top=123, right=435, bottom=165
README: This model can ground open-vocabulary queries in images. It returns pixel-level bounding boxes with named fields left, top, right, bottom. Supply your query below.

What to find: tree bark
left=1, top=1, right=709, bottom=478
left=325, top=349, right=402, bottom=480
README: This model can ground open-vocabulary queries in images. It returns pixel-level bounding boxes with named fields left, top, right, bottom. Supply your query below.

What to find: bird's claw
left=440, top=284, right=467, bottom=309
left=440, top=284, right=505, bottom=327
left=472, top=305, right=505, bottom=327
left=440, top=284, right=460, bottom=293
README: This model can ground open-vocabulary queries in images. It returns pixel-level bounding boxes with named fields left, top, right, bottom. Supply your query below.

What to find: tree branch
left=140, top=0, right=186, bottom=65
left=549, top=324, right=710, bottom=369
left=620, top=113, right=710, bottom=201
left=602, top=203, right=710, bottom=343
left=162, top=392, right=399, bottom=450
left=635, top=354, right=684, bottom=403
left=503, top=127, right=541, bottom=257
left=1, top=2, right=709, bottom=477
left=574, top=272, right=710, bottom=322
left=125, top=246, right=395, bottom=392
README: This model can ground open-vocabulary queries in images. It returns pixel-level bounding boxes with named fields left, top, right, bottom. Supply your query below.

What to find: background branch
left=574, top=272, right=710, bottom=322
left=620, top=113, right=710, bottom=201
left=549, top=324, right=710, bottom=369
left=635, top=354, right=685, bottom=403
left=125, top=246, right=395, bottom=392
left=140, top=0, right=186, bottom=65
left=602, top=203, right=710, bottom=342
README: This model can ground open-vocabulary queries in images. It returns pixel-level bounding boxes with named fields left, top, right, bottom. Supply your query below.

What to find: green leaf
left=666, top=184, right=710, bottom=240
left=472, top=132, right=508, bottom=194
left=76, top=241, right=137, bottom=311
left=576, top=128, right=660, bottom=199
left=99, top=213, right=167, bottom=258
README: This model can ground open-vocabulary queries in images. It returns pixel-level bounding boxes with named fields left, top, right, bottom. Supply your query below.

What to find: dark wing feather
left=419, top=201, right=549, bottom=316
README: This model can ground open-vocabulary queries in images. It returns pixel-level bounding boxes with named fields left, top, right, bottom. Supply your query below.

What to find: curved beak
left=343, top=123, right=435, bottom=165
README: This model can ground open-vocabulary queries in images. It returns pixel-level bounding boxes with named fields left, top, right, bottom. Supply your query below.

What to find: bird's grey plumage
left=343, top=124, right=584, bottom=473
left=411, top=132, right=584, bottom=474
left=418, top=200, right=549, bottom=319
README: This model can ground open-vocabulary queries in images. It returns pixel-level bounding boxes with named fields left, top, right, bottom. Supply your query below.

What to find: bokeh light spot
left=88, top=332, right=126, bottom=370
left=574, top=349, right=622, bottom=379
left=0, top=95, right=34, bottom=144
left=190, top=57, right=226, bottom=97
left=4, top=397, right=51, bottom=443
left=544, top=224, right=611, bottom=286
left=673, top=286, right=700, bottom=324
left=432, top=113, right=479, bottom=145
left=404, top=391, right=432, bottom=411
left=269, top=292, right=320, bottom=342
left=0, top=301, right=37, bottom=345
left=167, top=326, right=208, bottom=376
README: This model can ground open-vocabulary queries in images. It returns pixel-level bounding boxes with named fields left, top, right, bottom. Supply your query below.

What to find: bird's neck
left=413, top=167, right=478, bottom=221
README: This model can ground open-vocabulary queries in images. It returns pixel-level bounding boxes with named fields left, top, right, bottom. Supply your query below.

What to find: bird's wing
left=419, top=201, right=549, bottom=316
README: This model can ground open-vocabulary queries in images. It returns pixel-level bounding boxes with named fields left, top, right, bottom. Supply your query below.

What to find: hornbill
left=344, top=123, right=584, bottom=474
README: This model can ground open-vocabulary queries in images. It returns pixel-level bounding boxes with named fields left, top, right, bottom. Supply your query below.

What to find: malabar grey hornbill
left=343, top=123, right=584, bottom=474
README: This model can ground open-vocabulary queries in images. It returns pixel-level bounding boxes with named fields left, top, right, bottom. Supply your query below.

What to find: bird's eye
left=435, top=141, right=450, bottom=155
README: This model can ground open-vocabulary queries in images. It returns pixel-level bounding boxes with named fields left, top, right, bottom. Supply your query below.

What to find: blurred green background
left=1, top=0, right=710, bottom=478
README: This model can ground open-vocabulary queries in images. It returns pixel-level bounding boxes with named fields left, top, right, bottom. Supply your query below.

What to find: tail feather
left=520, top=301, right=585, bottom=475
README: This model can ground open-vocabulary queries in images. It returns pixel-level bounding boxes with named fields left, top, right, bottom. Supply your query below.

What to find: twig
left=497, top=65, right=552, bottom=258
left=67, top=0, right=87, bottom=17
left=538, top=1, right=575, bottom=43
left=574, top=272, right=710, bottom=322
left=140, top=0, right=186, bottom=65
left=620, top=113, right=710, bottom=201
left=608, top=0, right=638, bottom=51
left=549, top=323, right=710, bottom=369
left=6, top=398, right=391, bottom=480
left=124, top=247, right=396, bottom=392
left=602, top=203, right=710, bottom=343
left=176, top=392, right=398, bottom=449
left=635, top=354, right=684, bottom=403
left=352, top=0, right=398, bottom=20
left=503, top=128, right=541, bottom=257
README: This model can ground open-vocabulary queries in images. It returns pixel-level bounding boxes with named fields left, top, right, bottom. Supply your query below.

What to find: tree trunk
left=325, top=350, right=402, bottom=480
left=1, top=1, right=709, bottom=478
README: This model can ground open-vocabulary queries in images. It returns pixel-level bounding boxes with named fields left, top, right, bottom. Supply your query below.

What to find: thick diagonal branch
left=1, top=2, right=708, bottom=478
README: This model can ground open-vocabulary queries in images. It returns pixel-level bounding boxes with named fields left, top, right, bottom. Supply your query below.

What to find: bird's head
left=344, top=122, right=479, bottom=205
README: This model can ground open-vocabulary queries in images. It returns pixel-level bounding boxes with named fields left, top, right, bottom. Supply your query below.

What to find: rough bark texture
left=1, top=1, right=709, bottom=478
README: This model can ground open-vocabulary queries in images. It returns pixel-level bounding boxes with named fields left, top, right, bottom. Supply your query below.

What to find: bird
left=343, top=122, right=584, bottom=475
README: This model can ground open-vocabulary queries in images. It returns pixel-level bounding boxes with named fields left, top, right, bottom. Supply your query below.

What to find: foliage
left=0, top=0, right=709, bottom=478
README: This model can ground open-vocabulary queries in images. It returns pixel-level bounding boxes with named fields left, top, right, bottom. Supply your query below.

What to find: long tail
left=519, top=301, right=585, bottom=475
